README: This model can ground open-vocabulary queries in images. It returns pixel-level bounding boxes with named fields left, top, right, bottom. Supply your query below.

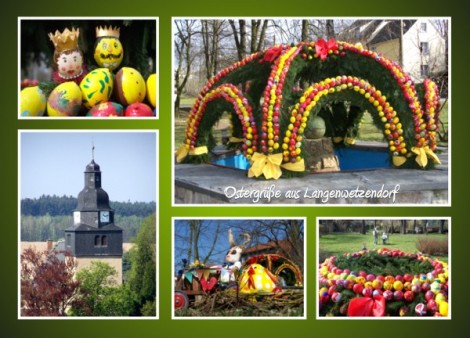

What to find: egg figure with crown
left=94, top=25, right=123, bottom=71
left=48, top=27, right=88, bottom=85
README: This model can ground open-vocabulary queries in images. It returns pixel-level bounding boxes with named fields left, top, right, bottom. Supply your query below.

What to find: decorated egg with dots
left=20, top=86, right=46, bottom=117
left=87, top=101, right=124, bottom=117
left=115, top=67, right=146, bottom=105
left=47, top=81, right=82, bottom=116
left=80, top=68, right=113, bottom=109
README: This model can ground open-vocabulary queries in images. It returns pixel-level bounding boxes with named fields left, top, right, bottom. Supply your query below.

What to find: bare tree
left=175, top=220, right=222, bottom=266
left=229, top=19, right=247, bottom=60
left=201, top=20, right=225, bottom=80
left=174, top=20, right=197, bottom=116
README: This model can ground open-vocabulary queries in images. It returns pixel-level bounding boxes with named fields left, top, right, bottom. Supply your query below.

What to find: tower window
left=94, top=235, right=100, bottom=246
left=101, top=235, right=108, bottom=247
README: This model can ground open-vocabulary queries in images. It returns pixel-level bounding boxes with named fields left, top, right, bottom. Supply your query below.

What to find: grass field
left=319, top=232, right=448, bottom=263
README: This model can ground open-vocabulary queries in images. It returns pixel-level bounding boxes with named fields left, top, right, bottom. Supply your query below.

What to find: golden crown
left=96, top=25, right=120, bottom=38
left=48, top=28, right=80, bottom=52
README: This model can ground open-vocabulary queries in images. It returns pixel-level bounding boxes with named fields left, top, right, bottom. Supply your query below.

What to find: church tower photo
left=64, top=147, right=123, bottom=283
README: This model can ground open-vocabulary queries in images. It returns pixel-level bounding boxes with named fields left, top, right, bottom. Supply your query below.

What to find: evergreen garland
left=178, top=39, right=441, bottom=177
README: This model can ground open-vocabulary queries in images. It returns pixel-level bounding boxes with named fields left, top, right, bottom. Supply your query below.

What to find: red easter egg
left=394, top=290, right=404, bottom=301
left=353, top=283, right=364, bottom=294
left=87, top=101, right=124, bottom=117
left=383, top=290, right=394, bottom=301
left=124, top=102, right=154, bottom=117
left=404, top=291, right=414, bottom=302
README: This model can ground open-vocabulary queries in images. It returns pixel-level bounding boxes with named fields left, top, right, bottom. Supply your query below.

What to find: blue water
left=212, top=153, right=251, bottom=170
left=335, top=147, right=391, bottom=170
left=211, top=147, right=391, bottom=171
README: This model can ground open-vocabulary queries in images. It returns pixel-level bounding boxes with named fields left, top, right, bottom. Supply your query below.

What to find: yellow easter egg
left=115, top=67, right=146, bottom=105
left=80, top=68, right=114, bottom=109
left=47, top=82, right=82, bottom=117
left=439, top=301, right=448, bottom=316
left=146, top=73, right=157, bottom=108
left=20, top=86, right=46, bottom=117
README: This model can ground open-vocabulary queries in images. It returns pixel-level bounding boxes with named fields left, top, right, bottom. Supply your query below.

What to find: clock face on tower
left=73, top=211, right=80, bottom=224
left=100, top=211, right=110, bottom=223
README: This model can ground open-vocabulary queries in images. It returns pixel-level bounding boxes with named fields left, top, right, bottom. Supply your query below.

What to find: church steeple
left=74, top=148, right=113, bottom=228
left=65, top=146, right=123, bottom=281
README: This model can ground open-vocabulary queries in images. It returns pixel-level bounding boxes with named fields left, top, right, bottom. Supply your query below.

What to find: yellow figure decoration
left=239, top=263, right=278, bottom=294
left=94, top=26, right=123, bottom=71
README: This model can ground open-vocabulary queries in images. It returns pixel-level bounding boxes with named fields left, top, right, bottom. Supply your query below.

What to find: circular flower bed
left=318, top=248, right=449, bottom=317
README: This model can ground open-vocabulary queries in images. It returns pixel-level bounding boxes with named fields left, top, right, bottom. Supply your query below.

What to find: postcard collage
left=18, top=16, right=451, bottom=321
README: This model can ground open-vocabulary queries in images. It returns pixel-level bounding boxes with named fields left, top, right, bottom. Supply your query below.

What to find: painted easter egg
left=124, top=102, right=153, bottom=117
left=80, top=68, right=113, bottom=108
left=47, top=81, right=82, bottom=116
left=146, top=73, right=156, bottom=108
left=415, top=303, right=427, bottom=316
left=114, top=67, right=146, bottom=105
left=20, top=86, right=46, bottom=116
left=87, top=101, right=124, bottom=117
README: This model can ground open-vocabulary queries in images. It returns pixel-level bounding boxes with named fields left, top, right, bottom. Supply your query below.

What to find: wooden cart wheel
left=174, top=291, right=189, bottom=310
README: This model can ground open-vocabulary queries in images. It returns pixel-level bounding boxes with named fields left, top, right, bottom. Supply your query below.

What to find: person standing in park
left=382, top=231, right=388, bottom=245
left=373, top=226, right=379, bottom=245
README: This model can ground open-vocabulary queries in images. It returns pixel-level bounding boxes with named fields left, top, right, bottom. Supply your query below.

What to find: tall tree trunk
left=361, top=220, right=366, bottom=235
left=301, top=20, right=309, bottom=41
left=326, top=20, right=335, bottom=39
left=439, top=220, right=445, bottom=234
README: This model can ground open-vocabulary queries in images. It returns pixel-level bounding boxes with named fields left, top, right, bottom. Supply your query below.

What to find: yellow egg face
left=20, top=86, right=46, bottom=117
left=94, top=37, right=123, bottom=71
left=115, top=67, right=146, bottom=105
left=80, top=68, right=114, bottom=109
left=146, top=73, right=157, bottom=108
left=47, top=82, right=82, bottom=116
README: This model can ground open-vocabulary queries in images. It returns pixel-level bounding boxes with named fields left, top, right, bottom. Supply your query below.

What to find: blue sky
left=20, top=131, right=157, bottom=202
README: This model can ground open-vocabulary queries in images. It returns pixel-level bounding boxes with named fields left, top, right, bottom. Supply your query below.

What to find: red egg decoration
left=87, top=102, right=124, bottom=117
left=124, top=102, right=154, bottom=117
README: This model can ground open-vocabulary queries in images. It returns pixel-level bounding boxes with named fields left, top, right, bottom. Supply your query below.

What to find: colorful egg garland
left=318, top=248, right=449, bottom=317
left=177, top=39, right=442, bottom=176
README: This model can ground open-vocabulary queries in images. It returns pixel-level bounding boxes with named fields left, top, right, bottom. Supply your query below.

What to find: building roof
left=65, top=223, right=123, bottom=232
left=340, top=20, right=416, bottom=45
left=242, top=238, right=294, bottom=256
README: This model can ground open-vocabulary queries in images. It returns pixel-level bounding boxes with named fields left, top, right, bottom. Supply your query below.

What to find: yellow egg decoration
left=114, top=67, right=146, bottom=106
left=20, top=86, right=46, bottom=117
left=94, top=26, right=123, bottom=71
left=47, top=81, right=82, bottom=116
left=146, top=73, right=157, bottom=108
left=80, top=68, right=113, bottom=109
left=439, top=301, right=448, bottom=316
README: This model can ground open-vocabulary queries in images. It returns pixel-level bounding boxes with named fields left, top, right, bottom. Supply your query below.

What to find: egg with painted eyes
left=94, top=37, right=123, bottom=71
left=80, top=68, right=114, bottom=109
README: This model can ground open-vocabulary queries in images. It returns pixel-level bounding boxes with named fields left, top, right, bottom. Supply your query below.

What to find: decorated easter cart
left=176, top=39, right=441, bottom=179
left=174, top=253, right=303, bottom=310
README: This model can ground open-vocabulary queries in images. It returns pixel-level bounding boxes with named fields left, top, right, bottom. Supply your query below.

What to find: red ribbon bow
left=262, top=45, right=284, bottom=62
left=348, top=296, right=386, bottom=317
left=315, top=38, right=338, bottom=60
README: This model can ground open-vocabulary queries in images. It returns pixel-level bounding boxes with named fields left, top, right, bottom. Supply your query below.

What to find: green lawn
left=319, top=232, right=448, bottom=263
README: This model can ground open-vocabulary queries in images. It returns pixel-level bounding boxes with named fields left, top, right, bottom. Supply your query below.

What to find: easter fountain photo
left=173, top=18, right=449, bottom=205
